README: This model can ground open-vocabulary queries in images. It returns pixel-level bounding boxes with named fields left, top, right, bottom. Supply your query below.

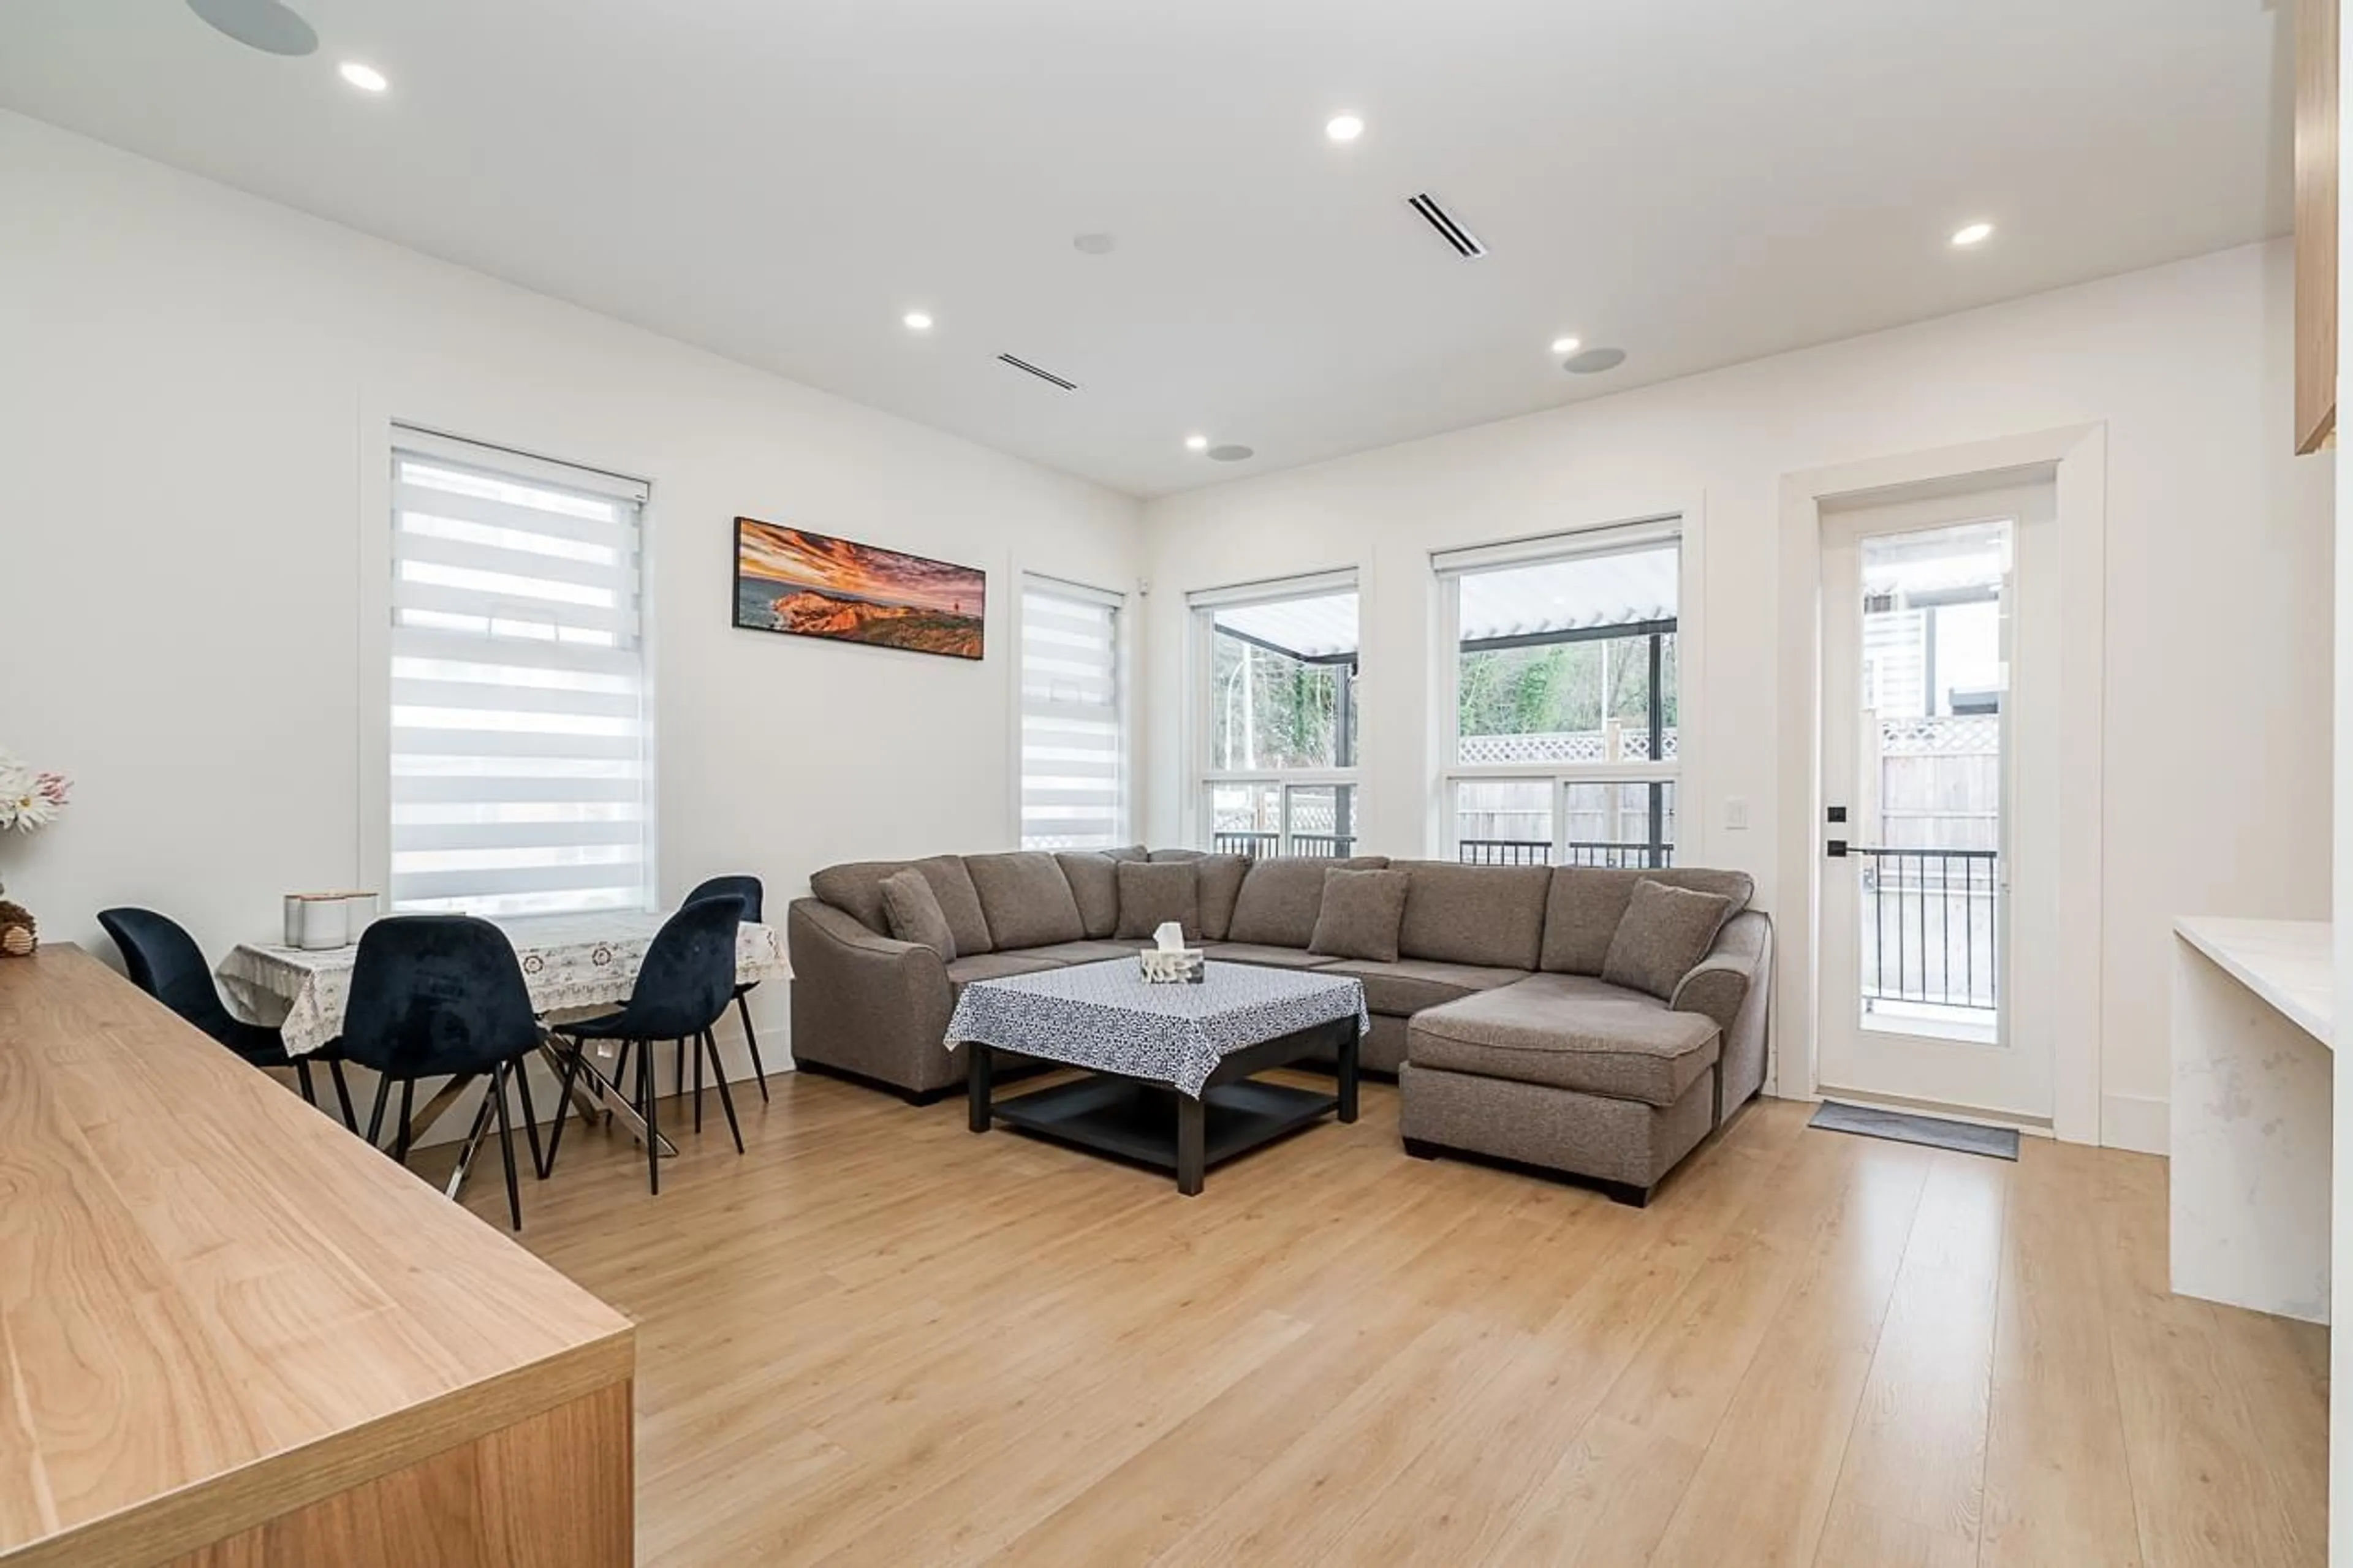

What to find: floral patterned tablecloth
left=218, top=911, right=791, bottom=1058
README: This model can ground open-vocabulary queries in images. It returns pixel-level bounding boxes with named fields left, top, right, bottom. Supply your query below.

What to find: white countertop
left=2173, top=917, right=2333, bottom=1047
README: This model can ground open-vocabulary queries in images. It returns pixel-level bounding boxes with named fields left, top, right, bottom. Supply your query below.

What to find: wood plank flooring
left=443, top=1070, right=2328, bottom=1567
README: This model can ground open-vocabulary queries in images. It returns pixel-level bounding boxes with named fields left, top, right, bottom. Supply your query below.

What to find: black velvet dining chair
left=98, top=906, right=356, bottom=1129
left=544, top=894, right=746, bottom=1195
left=335, top=915, right=545, bottom=1231
left=683, top=873, right=770, bottom=1101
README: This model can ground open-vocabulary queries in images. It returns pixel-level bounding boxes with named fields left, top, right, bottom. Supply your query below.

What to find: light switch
left=1723, top=797, right=1750, bottom=831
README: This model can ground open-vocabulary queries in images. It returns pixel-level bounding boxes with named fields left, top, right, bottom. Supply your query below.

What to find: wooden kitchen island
left=0, top=945, right=635, bottom=1567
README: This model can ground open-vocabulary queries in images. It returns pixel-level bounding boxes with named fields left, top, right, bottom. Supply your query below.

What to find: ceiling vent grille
left=998, top=353, right=1079, bottom=391
left=1406, top=194, right=1487, bottom=259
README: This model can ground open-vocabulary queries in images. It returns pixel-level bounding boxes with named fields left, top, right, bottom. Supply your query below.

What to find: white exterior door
left=1816, top=477, right=2059, bottom=1121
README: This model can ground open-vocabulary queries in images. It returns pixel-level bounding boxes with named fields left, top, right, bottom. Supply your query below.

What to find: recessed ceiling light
left=1184, top=434, right=1209, bottom=452
left=1073, top=232, right=1117, bottom=256
left=1950, top=221, right=1995, bottom=248
left=338, top=61, right=387, bottom=93
left=1325, top=114, right=1365, bottom=143
left=1550, top=335, right=1582, bottom=356
left=1207, top=444, right=1256, bottom=463
left=187, top=0, right=317, bottom=57
left=1562, top=347, right=1627, bottom=375
left=902, top=310, right=934, bottom=331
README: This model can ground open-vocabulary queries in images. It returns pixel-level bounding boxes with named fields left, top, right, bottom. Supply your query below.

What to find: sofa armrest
left=786, top=897, right=961, bottom=1095
left=1669, top=910, right=1773, bottom=1119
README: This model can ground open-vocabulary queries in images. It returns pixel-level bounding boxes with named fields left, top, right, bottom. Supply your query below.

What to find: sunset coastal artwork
left=733, top=518, right=985, bottom=660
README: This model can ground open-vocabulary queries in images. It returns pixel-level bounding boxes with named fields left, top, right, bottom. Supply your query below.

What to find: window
left=1190, top=571, right=1360, bottom=857
left=1018, top=575, right=1126, bottom=849
left=1437, top=525, right=1680, bottom=866
left=387, top=430, right=652, bottom=916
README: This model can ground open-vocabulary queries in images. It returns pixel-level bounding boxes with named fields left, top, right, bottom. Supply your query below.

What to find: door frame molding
left=1775, top=424, right=2105, bottom=1146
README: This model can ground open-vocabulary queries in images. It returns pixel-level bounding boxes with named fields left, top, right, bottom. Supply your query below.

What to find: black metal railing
left=1292, top=833, right=1355, bottom=858
left=1210, top=831, right=1357, bottom=860
left=1854, top=847, right=1997, bottom=1012
left=1212, top=831, right=1281, bottom=859
left=1457, top=839, right=1675, bottom=868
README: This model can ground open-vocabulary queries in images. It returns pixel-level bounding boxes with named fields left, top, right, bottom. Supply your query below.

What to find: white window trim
left=1434, top=512, right=1702, bottom=865
left=1189, top=568, right=1364, bottom=855
left=358, top=414, right=662, bottom=914
left=1011, top=568, right=1131, bottom=850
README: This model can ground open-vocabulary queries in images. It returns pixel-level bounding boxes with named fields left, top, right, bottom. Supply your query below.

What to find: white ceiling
left=0, top=0, right=2292, bottom=498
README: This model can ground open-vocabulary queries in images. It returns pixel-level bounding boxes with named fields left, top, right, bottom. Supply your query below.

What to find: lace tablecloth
left=218, top=911, right=791, bottom=1057
left=945, top=958, right=1367, bottom=1099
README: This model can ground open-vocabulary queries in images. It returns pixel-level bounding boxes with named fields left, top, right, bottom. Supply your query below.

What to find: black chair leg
left=673, top=1038, right=687, bottom=1115
left=541, top=1042, right=582, bottom=1180
left=513, top=1055, right=544, bottom=1181
left=736, top=991, right=770, bottom=1102
left=393, top=1078, right=415, bottom=1165
left=295, top=1058, right=317, bottom=1108
left=366, top=1074, right=393, bottom=1146
left=327, top=1060, right=357, bottom=1132
left=640, top=1039, right=661, bottom=1197
left=490, top=1062, right=523, bottom=1232
left=703, top=1029, right=744, bottom=1155
left=611, top=1040, right=634, bottom=1118
left=692, top=1034, right=705, bottom=1133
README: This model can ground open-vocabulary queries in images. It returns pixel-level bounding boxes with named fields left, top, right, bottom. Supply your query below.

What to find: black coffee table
left=947, top=960, right=1368, bottom=1195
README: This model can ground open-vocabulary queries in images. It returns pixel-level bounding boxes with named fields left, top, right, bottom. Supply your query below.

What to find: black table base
left=966, top=1014, right=1359, bottom=1195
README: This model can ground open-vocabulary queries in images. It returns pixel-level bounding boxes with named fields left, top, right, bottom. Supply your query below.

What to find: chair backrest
left=685, top=873, right=763, bottom=924
left=97, top=907, right=238, bottom=1044
left=604, top=895, right=745, bottom=1041
left=336, top=915, right=541, bottom=1078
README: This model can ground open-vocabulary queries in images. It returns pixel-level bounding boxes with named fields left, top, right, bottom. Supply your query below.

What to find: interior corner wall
left=0, top=112, right=1146, bottom=1066
left=1138, top=239, right=2333, bottom=1153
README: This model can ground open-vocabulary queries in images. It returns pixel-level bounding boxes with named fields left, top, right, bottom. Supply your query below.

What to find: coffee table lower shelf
left=990, top=1076, right=1339, bottom=1184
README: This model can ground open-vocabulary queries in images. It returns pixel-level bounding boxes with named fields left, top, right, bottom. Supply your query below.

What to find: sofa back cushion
left=965, top=851, right=1086, bottom=950
left=1387, top=860, right=1551, bottom=971
left=1224, top=855, right=1389, bottom=949
left=1195, top=854, right=1249, bottom=942
left=1055, top=852, right=1121, bottom=938
left=1115, top=860, right=1202, bottom=941
left=1540, top=865, right=1755, bottom=975
left=809, top=854, right=995, bottom=955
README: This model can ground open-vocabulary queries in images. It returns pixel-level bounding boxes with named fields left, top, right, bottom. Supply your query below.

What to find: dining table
left=218, top=907, right=791, bottom=1194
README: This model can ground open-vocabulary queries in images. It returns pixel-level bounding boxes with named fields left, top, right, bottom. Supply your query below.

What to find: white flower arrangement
left=0, top=751, right=70, bottom=836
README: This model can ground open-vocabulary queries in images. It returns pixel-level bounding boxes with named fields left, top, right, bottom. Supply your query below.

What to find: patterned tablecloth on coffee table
left=218, top=910, right=790, bottom=1057
left=944, top=958, right=1368, bottom=1099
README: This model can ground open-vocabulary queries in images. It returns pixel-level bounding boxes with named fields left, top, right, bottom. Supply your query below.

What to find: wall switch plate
left=1723, top=797, right=1749, bottom=831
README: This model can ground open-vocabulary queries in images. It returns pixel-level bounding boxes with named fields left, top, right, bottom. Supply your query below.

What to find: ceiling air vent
left=1406, top=193, right=1486, bottom=259
left=997, top=353, right=1079, bottom=391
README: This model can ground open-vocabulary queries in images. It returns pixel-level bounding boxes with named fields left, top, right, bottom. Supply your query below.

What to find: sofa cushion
left=1315, top=957, right=1526, bottom=1017
left=1541, top=865, right=1756, bottom=975
left=1115, top=860, right=1201, bottom=941
left=1602, top=880, right=1734, bottom=1001
left=879, top=869, right=957, bottom=961
left=1308, top=868, right=1411, bottom=963
left=1387, top=861, right=1553, bottom=971
left=1200, top=942, right=1343, bottom=971
left=1148, top=847, right=1207, bottom=862
left=1226, top=856, right=1389, bottom=949
left=811, top=854, right=995, bottom=955
left=945, top=952, right=1066, bottom=993
left=1195, top=855, right=1250, bottom=942
left=1408, top=974, right=1721, bottom=1107
left=1009, top=940, right=1138, bottom=966
left=1105, top=844, right=1152, bottom=862
left=966, top=851, right=1086, bottom=950
left=1055, top=852, right=1121, bottom=939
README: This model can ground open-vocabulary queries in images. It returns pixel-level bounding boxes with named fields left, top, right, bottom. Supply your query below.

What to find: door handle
left=1826, top=840, right=1848, bottom=858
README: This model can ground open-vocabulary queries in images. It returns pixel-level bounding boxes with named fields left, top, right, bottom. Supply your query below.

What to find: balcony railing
left=1854, top=846, right=1997, bottom=1013
left=1211, top=831, right=1358, bottom=860
left=1457, top=839, right=1675, bottom=868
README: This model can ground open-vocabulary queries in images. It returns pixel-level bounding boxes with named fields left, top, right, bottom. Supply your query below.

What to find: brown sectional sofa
left=787, top=847, right=1772, bottom=1203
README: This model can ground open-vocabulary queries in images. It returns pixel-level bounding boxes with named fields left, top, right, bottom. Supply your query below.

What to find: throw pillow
left=1194, top=854, right=1250, bottom=942
left=1308, top=868, right=1411, bottom=963
left=880, top=868, right=958, bottom=961
left=1601, top=879, right=1733, bottom=1001
left=1114, top=859, right=1201, bottom=942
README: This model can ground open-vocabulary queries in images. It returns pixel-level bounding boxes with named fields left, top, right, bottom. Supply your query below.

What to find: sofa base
left=1401, top=1135, right=1653, bottom=1206
left=1396, top=1060, right=1718, bottom=1196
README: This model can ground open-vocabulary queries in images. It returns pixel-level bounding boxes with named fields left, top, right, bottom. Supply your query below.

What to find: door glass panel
left=1855, top=521, right=2007, bottom=1041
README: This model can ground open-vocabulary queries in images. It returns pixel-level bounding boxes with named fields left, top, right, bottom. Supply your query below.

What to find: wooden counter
left=0, top=946, right=635, bottom=1566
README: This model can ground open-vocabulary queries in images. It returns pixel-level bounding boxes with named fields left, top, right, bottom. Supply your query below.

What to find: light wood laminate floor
left=444, top=1069, right=2327, bottom=1567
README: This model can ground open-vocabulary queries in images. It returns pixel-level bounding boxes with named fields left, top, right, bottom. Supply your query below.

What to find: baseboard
left=2100, top=1092, right=2168, bottom=1156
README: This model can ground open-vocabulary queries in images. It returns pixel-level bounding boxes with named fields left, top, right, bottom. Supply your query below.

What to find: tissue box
left=1137, top=947, right=1206, bottom=984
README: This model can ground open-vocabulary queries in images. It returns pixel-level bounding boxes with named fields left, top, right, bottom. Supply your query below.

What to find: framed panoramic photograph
left=732, top=517, right=985, bottom=660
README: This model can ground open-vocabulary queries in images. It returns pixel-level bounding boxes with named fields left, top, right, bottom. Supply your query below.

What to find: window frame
left=1013, top=570, right=1130, bottom=851
left=1436, top=520, right=1691, bottom=868
left=364, top=422, right=659, bottom=918
left=1188, top=569, right=1363, bottom=858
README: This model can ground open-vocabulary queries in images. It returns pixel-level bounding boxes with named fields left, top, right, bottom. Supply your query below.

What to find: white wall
left=1140, top=240, right=2333, bottom=1152
left=0, top=113, right=1144, bottom=1064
